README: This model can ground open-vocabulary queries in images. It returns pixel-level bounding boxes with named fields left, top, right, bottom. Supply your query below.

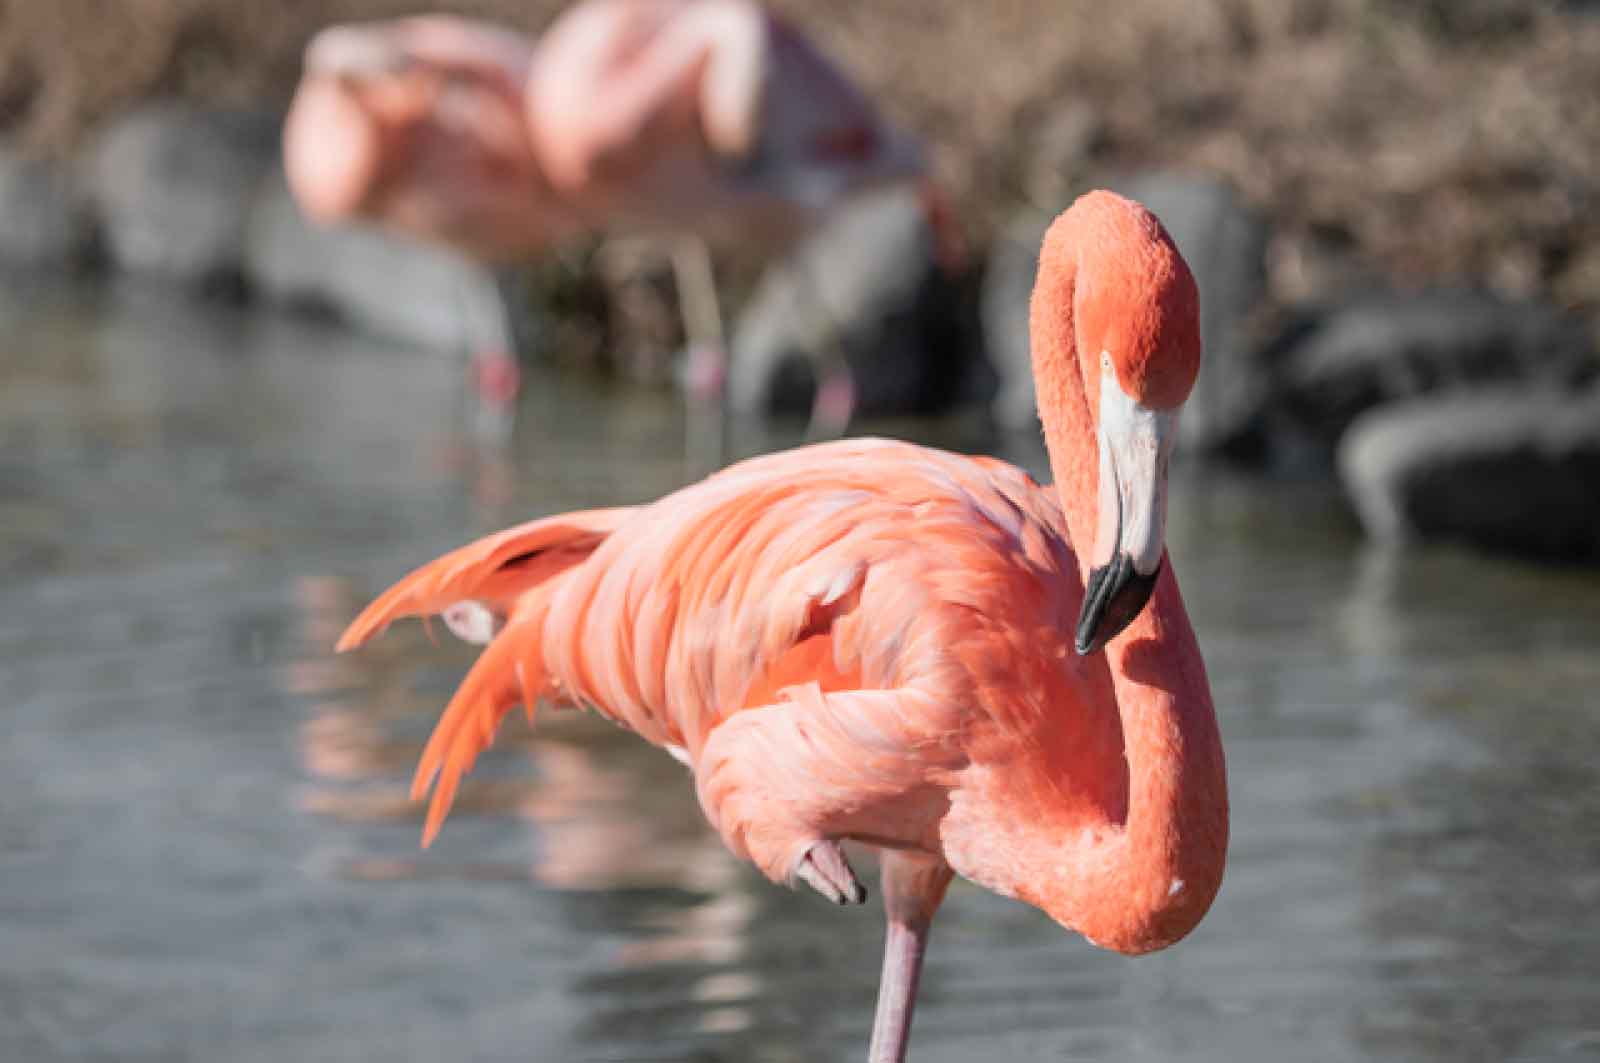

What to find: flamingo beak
left=1075, top=353, right=1178, bottom=656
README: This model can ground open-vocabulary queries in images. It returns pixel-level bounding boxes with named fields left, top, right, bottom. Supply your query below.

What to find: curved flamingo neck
left=1028, top=218, right=1098, bottom=570
left=1034, top=577, right=1229, bottom=954
left=961, top=200, right=1228, bottom=954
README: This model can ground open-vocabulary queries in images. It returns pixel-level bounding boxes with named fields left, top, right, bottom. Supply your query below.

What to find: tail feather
left=336, top=507, right=629, bottom=652
left=338, top=506, right=633, bottom=845
left=411, top=615, right=549, bottom=846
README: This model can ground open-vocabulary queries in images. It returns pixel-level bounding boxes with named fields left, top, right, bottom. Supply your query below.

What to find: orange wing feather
left=410, top=610, right=551, bottom=845
left=341, top=439, right=1079, bottom=847
left=336, top=508, right=631, bottom=652
left=336, top=507, right=631, bottom=842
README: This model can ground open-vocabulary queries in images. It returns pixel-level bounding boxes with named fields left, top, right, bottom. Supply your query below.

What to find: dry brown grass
left=3, top=0, right=1598, bottom=320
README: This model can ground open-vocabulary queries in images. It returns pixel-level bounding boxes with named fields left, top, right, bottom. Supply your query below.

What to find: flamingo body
left=285, top=16, right=571, bottom=263
left=285, top=2, right=921, bottom=261
left=339, top=191, right=1228, bottom=1061
left=525, top=0, right=922, bottom=244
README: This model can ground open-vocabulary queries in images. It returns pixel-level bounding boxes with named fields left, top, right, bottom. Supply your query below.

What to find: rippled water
left=4, top=280, right=1599, bottom=1062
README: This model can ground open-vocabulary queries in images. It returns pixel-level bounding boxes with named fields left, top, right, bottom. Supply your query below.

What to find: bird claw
left=795, top=841, right=866, bottom=905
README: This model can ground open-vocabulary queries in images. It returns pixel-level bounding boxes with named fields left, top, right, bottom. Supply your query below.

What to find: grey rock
left=1120, top=174, right=1271, bottom=453
left=1021, top=102, right=1103, bottom=208
left=984, top=174, right=1270, bottom=452
left=85, top=102, right=279, bottom=284
left=1276, top=290, right=1597, bottom=462
left=1339, top=388, right=1600, bottom=561
left=244, top=174, right=504, bottom=353
left=728, top=186, right=969, bottom=417
left=0, top=147, right=94, bottom=268
left=982, top=207, right=1051, bottom=432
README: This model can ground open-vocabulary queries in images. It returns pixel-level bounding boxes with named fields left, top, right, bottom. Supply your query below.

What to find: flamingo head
left=1065, top=191, right=1201, bottom=655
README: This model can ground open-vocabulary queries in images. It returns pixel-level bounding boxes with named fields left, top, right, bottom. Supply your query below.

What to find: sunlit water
left=4, top=279, right=1599, bottom=1062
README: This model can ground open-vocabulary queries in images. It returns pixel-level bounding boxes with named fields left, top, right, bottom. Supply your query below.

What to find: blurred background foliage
left=2, top=0, right=1599, bottom=321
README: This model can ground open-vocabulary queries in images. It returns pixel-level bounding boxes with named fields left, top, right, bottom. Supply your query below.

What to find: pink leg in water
left=869, top=851, right=954, bottom=1063
left=469, top=348, right=521, bottom=451
left=808, top=365, right=856, bottom=441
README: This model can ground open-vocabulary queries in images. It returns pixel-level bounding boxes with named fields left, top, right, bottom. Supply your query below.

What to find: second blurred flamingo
left=283, top=0, right=938, bottom=466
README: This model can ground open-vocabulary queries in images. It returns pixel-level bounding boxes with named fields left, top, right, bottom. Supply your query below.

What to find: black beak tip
left=1075, top=556, right=1161, bottom=656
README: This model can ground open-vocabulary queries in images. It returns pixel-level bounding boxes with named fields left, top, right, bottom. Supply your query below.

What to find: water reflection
left=3, top=280, right=1599, bottom=1061
left=290, top=572, right=737, bottom=886
left=1337, top=546, right=1600, bottom=1062
left=289, top=569, right=777, bottom=1046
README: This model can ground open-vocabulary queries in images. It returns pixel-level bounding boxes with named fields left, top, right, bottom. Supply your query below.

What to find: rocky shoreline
left=3, top=97, right=1596, bottom=565
left=983, top=174, right=1600, bottom=563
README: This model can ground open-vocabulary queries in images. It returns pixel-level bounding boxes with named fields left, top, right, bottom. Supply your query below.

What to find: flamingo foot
left=441, top=599, right=504, bottom=645
left=472, top=349, right=523, bottom=406
left=795, top=841, right=866, bottom=905
left=469, top=348, right=521, bottom=450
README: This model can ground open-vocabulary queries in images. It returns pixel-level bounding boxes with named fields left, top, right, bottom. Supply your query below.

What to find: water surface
left=3, top=281, right=1598, bottom=1062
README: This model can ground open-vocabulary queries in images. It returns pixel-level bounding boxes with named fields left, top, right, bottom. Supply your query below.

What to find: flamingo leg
left=869, top=852, right=954, bottom=1063
left=592, top=234, right=727, bottom=475
left=668, top=234, right=729, bottom=475
left=461, top=266, right=522, bottom=453
left=796, top=840, right=866, bottom=905
left=788, top=252, right=856, bottom=442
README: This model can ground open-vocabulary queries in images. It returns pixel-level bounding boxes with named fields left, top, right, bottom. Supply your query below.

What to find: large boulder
left=984, top=174, right=1270, bottom=453
left=727, top=186, right=972, bottom=418
left=1339, top=387, right=1600, bottom=561
left=244, top=174, right=507, bottom=354
left=982, top=207, right=1052, bottom=432
left=84, top=102, right=279, bottom=285
left=0, top=146, right=95, bottom=269
left=1119, top=173, right=1272, bottom=453
left=1274, top=290, right=1597, bottom=464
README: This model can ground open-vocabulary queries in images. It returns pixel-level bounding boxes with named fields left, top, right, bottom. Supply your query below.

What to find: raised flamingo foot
left=795, top=841, right=866, bottom=905
left=440, top=599, right=504, bottom=645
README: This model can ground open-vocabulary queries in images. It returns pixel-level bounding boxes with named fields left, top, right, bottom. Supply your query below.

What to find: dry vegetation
left=3, top=0, right=1599, bottom=321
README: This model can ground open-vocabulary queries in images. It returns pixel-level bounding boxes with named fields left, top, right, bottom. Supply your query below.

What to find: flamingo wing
left=336, top=506, right=633, bottom=651
left=345, top=439, right=1080, bottom=851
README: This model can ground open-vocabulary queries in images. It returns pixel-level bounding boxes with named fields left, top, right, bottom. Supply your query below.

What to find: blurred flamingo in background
left=284, top=15, right=566, bottom=447
left=283, top=0, right=942, bottom=468
left=336, top=191, right=1229, bottom=1062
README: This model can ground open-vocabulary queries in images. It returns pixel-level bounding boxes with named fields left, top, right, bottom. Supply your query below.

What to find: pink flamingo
left=336, top=191, right=1229, bottom=1062
left=282, top=2, right=933, bottom=465
left=283, top=15, right=567, bottom=449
